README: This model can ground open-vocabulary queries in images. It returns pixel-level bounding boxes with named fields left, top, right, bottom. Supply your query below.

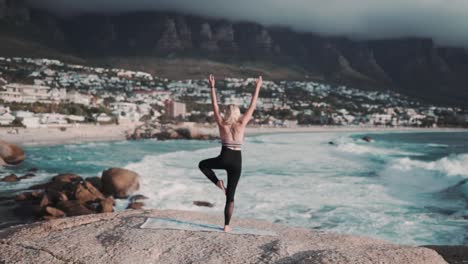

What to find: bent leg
left=224, top=167, right=241, bottom=226
left=198, top=156, right=224, bottom=185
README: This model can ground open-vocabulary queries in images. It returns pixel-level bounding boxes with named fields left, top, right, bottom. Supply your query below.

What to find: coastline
left=1, top=124, right=466, bottom=147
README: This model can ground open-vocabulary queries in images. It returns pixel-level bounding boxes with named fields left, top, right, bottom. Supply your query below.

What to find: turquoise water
left=1, top=131, right=468, bottom=245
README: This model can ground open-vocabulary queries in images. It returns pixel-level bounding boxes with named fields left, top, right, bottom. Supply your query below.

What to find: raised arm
left=209, top=74, right=223, bottom=125
left=240, top=76, right=262, bottom=125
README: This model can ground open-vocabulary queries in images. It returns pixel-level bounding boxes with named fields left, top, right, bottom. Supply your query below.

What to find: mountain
left=0, top=3, right=467, bottom=106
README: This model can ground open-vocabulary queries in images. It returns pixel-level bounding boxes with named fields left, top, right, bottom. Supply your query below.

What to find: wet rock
left=73, top=180, right=105, bottom=203
left=101, top=168, right=140, bottom=198
left=56, top=200, right=95, bottom=216
left=18, top=173, right=35, bottom=180
left=86, top=176, right=103, bottom=192
left=52, top=173, right=83, bottom=183
left=129, top=194, right=149, bottom=203
left=1, top=174, right=19, bottom=182
left=127, top=202, right=144, bottom=209
left=98, top=197, right=115, bottom=213
left=193, top=201, right=215, bottom=207
left=44, top=206, right=65, bottom=218
left=0, top=140, right=25, bottom=165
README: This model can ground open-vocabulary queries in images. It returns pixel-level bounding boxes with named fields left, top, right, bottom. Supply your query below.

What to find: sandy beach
left=1, top=124, right=467, bottom=147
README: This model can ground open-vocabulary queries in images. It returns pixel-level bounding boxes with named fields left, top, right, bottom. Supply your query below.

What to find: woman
left=198, top=74, right=262, bottom=232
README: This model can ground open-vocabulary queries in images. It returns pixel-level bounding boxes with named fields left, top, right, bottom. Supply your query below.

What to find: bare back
left=218, top=120, right=246, bottom=149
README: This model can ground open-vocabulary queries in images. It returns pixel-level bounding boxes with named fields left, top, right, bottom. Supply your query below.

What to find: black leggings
left=198, top=146, right=242, bottom=225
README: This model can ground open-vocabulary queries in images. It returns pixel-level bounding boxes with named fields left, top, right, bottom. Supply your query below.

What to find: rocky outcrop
left=2, top=9, right=468, bottom=104
left=199, top=23, right=218, bottom=51
left=0, top=140, right=25, bottom=165
left=0, top=0, right=6, bottom=19
left=0, top=209, right=450, bottom=263
left=215, top=23, right=238, bottom=51
left=101, top=168, right=140, bottom=198
left=176, top=16, right=192, bottom=50
left=156, top=18, right=183, bottom=51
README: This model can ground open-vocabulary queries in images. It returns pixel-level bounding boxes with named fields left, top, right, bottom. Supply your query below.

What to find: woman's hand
left=209, top=74, right=215, bottom=89
left=255, top=76, right=262, bottom=89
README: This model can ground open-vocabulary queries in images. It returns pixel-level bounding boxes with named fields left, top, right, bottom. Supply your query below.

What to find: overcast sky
left=27, top=0, right=468, bottom=47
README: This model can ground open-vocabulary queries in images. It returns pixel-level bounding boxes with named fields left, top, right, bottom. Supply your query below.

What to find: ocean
left=1, top=131, right=468, bottom=246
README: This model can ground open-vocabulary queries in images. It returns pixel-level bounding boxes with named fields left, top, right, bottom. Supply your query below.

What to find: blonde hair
left=223, top=104, right=241, bottom=125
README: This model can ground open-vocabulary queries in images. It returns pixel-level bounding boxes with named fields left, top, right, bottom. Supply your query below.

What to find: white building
left=0, top=83, right=50, bottom=103
left=0, top=112, right=15, bottom=125
left=66, top=90, right=91, bottom=106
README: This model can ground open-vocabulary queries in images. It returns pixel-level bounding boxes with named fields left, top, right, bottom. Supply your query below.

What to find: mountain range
left=0, top=0, right=467, bottom=106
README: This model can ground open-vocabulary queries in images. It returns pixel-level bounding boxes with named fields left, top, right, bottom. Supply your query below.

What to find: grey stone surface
left=0, top=209, right=448, bottom=264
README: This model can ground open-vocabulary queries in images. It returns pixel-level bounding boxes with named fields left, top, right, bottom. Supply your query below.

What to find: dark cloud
left=26, top=0, right=468, bottom=47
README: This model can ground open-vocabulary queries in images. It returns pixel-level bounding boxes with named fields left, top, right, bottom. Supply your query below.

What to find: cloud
left=26, top=0, right=468, bottom=47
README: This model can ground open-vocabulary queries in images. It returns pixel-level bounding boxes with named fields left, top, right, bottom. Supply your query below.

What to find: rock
left=14, top=192, right=32, bottom=201
left=156, top=18, right=183, bottom=51
left=86, top=176, right=103, bottom=192
left=127, top=202, right=144, bottom=209
left=0, top=140, right=25, bottom=165
left=57, top=191, right=68, bottom=201
left=362, top=136, right=373, bottom=142
left=424, top=245, right=468, bottom=264
left=175, top=128, right=191, bottom=139
left=129, top=194, right=149, bottom=203
left=39, top=193, right=51, bottom=208
left=0, top=209, right=449, bottom=263
left=52, top=173, right=83, bottom=183
left=44, top=206, right=65, bottom=218
left=101, top=168, right=140, bottom=198
left=74, top=180, right=105, bottom=203
left=30, top=190, right=43, bottom=199
left=18, top=173, right=35, bottom=180
left=1, top=174, right=19, bottom=182
left=15, top=191, right=43, bottom=201
left=56, top=200, right=95, bottom=216
left=98, top=197, right=114, bottom=213
left=193, top=201, right=215, bottom=207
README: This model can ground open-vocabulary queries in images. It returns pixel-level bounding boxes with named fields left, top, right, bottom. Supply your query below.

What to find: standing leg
left=224, top=166, right=241, bottom=228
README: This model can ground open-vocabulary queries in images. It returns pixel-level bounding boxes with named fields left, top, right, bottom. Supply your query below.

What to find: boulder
left=1, top=174, right=19, bottom=182
left=19, top=173, right=35, bottom=180
left=56, top=200, right=95, bottom=216
left=44, top=206, right=65, bottom=218
left=129, top=194, right=149, bottom=203
left=86, top=176, right=103, bottom=192
left=193, top=201, right=215, bottom=207
left=15, top=192, right=32, bottom=201
left=15, top=191, right=43, bottom=201
left=57, top=191, right=68, bottom=202
left=98, top=197, right=115, bottom=213
left=0, top=140, right=25, bottom=165
left=101, top=168, right=140, bottom=198
left=74, top=181, right=105, bottom=203
left=39, top=193, right=51, bottom=208
left=127, top=202, right=144, bottom=209
left=52, top=173, right=83, bottom=183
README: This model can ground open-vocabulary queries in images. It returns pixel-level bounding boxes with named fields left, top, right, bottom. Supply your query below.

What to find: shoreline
left=1, top=124, right=467, bottom=147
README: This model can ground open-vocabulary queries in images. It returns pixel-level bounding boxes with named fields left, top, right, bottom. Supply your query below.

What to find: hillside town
left=0, top=57, right=466, bottom=129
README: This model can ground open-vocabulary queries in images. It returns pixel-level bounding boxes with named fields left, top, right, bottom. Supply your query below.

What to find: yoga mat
left=140, top=217, right=277, bottom=236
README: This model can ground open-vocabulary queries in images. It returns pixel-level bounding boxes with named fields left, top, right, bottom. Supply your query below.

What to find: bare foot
left=216, top=180, right=226, bottom=195
left=224, top=225, right=232, bottom=232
